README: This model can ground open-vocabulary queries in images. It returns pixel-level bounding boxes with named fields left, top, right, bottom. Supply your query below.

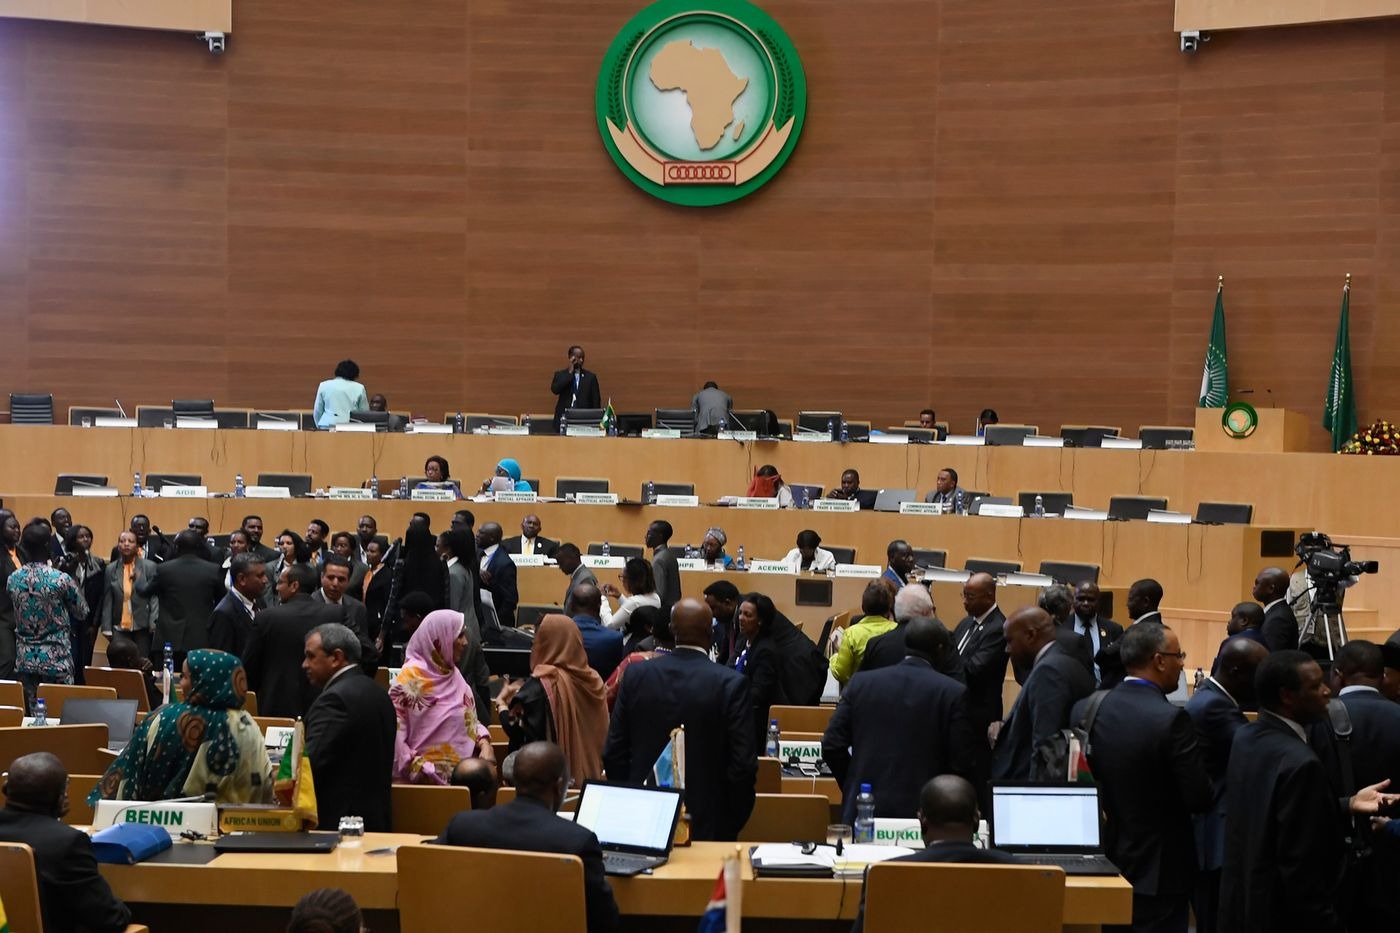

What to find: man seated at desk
left=826, top=469, right=874, bottom=509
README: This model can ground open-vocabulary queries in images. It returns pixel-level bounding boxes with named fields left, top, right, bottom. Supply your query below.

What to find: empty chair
left=0, top=724, right=111, bottom=775
left=654, top=408, right=696, bottom=432
left=826, top=545, right=856, bottom=565
left=54, top=474, right=110, bottom=495
left=0, top=842, right=45, bottom=933
left=145, top=473, right=203, bottom=491
left=614, top=412, right=654, bottom=436
left=768, top=705, right=835, bottom=733
left=963, top=557, right=1022, bottom=577
left=739, top=794, right=830, bottom=842
left=586, top=542, right=644, bottom=560
left=641, top=481, right=695, bottom=501
left=756, top=756, right=782, bottom=794
left=83, top=668, right=152, bottom=712
left=562, top=407, right=605, bottom=425
left=0, top=707, right=20, bottom=727
left=1037, top=561, right=1101, bottom=586
left=1108, top=495, right=1168, bottom=520
left=1017, top=491, right=1074, bottom=516
left=555, top=477, right=609, bottom=498
left=9, top=393, right=54, bottom=425
left=521, top=414, right=556, bottom=435
left=961, top=490, right=990, bottom=508
left=983, top=424, right=1038, bottom=446
left=796, top=410, right=842, bottom=437
left=209, top=409, right=251, bottom=429
left=1138, top=426, right=1195, bottom=449
left=1196, top=501, right=1253, bottom=524
left=172, top=399, right=215, bottom=417
left=911, top=548, right=947, bottom=569
left=256, top=473, right=313, bottom=497
left=0, top=682, right=21, bottom=708
left=390, top=784, right=472, bottom=835
left=863, top=862, right=1065, bottom=933
left=873, top=488, right=917, bottom=512
left=398, top=845, right=584, bottom=933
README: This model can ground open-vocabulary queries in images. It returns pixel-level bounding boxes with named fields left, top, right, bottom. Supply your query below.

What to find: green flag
left=600, top=397, right=616, bottom=433
left=1323, top=277, right=1358, bottom=452
left=1198, top=279, right=1228, bottom=407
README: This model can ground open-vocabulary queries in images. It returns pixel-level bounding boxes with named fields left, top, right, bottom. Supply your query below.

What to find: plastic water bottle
left=132, top=472, right=143, bottom=497
left=454, top=411, right=465, bottom=434
left=370, top=474, right=379, bottom=498
left=559, top=414, right=568, bottom=435
left=1194, top=667, right=1205, bottom=691
left=163, top=643, right=175, bottom=704
left=645, top=480, right=655, bottom=504
left=840, top=421, right=850, bottom=443
left=398, top=476, right=409, bottom=499
left=737, top=544, right=746, bottom=570
left=234, top=473, right=245, bottom=498
left=685, top=543, right=695, bottom=560
left=854, top=784, right=876, bottom=843
left=718, top=416, right=727, bottom=435
left=765, top=719, right=781, bottom=758
left=31, top=698, right=47, bottom=727
left=602, top=541, right=610, bottom=557
left=826, top=417, right=836, bottom=441
left=954, top=489, right=965, bottom=515
left=606, top=419, right=618, bottom=438
left=523, top=414, right=532, bottom=432
left=1034, top=494, right=1045, bottom=518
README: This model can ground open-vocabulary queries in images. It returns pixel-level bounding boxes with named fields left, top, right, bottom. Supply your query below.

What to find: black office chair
left=873, top=488, right=916, bottom=512
left=964, top=557, right=1022, bottom=576
left=1108, top=495, right=1169, bottom=520
left=348, top=411, right=392, bottom=431
left=1138, top=426, right=1194, bottom=450
left=256, top=473, right=313, bottom=497
left=911, top=548, right=947, bottom=569
left=136, top=407, right=175, bottom=428
left=9, top=393, right=54, bottom=425
left=641, top=482, right=696, bottom=502
left=556, top=477, right=609, bottom=497
left=299, top=412, right=318, bottom=431
left=172, top=399, right=215, bottom=417
left=825, top=546, right=856, bottom=565
left=586, top=543, right=645, bottom=560
left=616, top=413, right=653, bottom=436
left=1196, top=501, right=1253, bottom=524
left=145, top=473, right=203, bottom=491
left=54, top=474, right=110, bottom=495
left=654, top=408, right=697, bottom=432
left=1038, top=561, right=1101, bottom=586
left=796, top=411, right=842, bottom=437
left=983, top=425, right=1038, bottom=446
left=1018, top=491, right=1074, bottom=516
left=563, top=408, right=605, bottom=426
left=525, top=416, right=557, bottom=435
left=961, top=490, right=990, bottom=508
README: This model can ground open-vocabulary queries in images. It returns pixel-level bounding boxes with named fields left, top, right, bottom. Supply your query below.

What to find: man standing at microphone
left=551, top=345, right=601, bottom=430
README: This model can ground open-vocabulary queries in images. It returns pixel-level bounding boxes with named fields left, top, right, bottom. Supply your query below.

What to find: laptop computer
left=572, top=781, right=683, bottom=876
left=60, top=698, right=139, bottom=752
left=990, top=783, right=1119, bottom=875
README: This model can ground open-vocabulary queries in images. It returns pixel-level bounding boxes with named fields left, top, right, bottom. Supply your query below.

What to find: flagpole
left=1217, top=274, right=1223, bottom=293
left=1345, top=272, right=1351, bottom=292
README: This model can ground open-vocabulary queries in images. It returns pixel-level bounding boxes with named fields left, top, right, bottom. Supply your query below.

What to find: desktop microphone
left=114, top=398, right=127, bottom=418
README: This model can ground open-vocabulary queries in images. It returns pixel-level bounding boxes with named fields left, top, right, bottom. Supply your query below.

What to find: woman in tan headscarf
left=497, top=614, right=609, bottom=783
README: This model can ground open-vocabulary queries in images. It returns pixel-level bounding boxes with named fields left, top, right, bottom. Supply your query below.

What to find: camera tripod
left=1298, top=593, right=1348, bottom=662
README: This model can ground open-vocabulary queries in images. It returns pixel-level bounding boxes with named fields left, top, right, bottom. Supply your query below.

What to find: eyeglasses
left=1155, top=650, right=1188, bottom=661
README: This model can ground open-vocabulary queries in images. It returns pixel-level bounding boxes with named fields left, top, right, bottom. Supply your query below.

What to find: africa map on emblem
left=649, top=40, right=748, bottom=150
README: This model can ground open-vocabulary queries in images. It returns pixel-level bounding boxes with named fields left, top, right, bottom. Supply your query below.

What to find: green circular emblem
left=596, top=0, right=807, bottom=206
left=1222, top=402, right=1259, bottom=439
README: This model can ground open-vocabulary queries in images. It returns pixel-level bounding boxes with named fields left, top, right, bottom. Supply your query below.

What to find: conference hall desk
left=98, top=834, right=1132, bottom=933
left=2, top=423, right=1395, bottom=537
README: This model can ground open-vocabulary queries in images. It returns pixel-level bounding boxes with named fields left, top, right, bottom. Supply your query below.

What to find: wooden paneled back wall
left=1, top=1, right=1398, bottom=432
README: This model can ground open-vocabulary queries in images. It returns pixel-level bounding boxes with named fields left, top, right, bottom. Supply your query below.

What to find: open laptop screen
left=573, top=782, right=682, bottom=854
left=991, top=784, right=1101, bottom=852
left=60, top=698, right=139, bottom=747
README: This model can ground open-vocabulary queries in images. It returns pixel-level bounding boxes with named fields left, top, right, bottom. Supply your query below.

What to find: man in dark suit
left=1220, top=650, right=1397, bottom=933
left=1186, top=635, right=1268, bottom=933
left=1031, top=583, right=1094, bottom=681
left=243, top=564, right=343, bottom=718
left=604, top=598, right=756, bottom=841
left=311, top=555, right=378, bottom=672
left=476, top=522, right=519, bottom=627
left=550, top=344, right=601, bottom=428
left=351, top=514, right=382, bottom=565
left=500, top=513, right=558, bottom=559
left=645, top=520, right=681, bottom=613
left=303, top=622, right=395, bottom=833
left=1330, top=640, right=1400, bottom=927
left=135, top=529, right=226, bottom=667
left=861, top=584, right=964, bottom=682
left=0, top=752, right=131, bottom=933
left=1085, top=621, right=1213, bottom=933
left=850, top=775, right=1016, bottom=933
left=1254, top=566, right=1296, bottom=652
left=951, top=572, right=1008, bottom=801
left=1210, top=603, right=1269, bottom=674
left=823, top=617, right=974, bottom=824
left=703, top=580, right=742, bottom=666
left=990, top=607, right=1093, bottom=782
left=1070, top=581, right=1124, bottom=687
left=882, top=539, right=916, bottom=591
left=240, top=514, right=279, bottom=563
left=1126, top=578, right=1164, bottom=626
left=125, top=514, right=173, bottom=563
left=0, top=508, right=20, bottom=678
left=437, top=741, right=619, bottom=933
left=208, top=552, right=267, bottom=660
left=570, top=583, right=624, bottom=680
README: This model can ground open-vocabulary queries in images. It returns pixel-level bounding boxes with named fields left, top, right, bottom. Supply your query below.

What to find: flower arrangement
left=1340, top=419, right=1400, bottom=455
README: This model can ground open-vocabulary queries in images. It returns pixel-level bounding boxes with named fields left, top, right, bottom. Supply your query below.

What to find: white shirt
left=319, top=587, right=342, bottom=606
left=781, top=547, right=837, bottom=573
left=956, top=604, right=1000, bottom=655
left=1204, top=675, right=1238, bottom=707
left=1340, top=685, right=1380, bottom=697
left=775, top=485, right=794, bottom=509
left=1263, top=597, right=1286, bottom=614
left=326, top=664, right=358, bottom=687
left=601, top=592, right=662, bottom=631
left=480, top=542, right=499, bottom=572
left=232, top=587, right=257, bottom=617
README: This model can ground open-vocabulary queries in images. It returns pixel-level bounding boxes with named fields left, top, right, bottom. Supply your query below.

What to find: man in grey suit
left=311, top=555, right=378, bottom=673
left=556, top=543, right=598, bottom=616
left=645, top=520, right=681, bottom=612
left=691, top=380, right=732, bottom=432
left=923, top=467, right=967, bottom=508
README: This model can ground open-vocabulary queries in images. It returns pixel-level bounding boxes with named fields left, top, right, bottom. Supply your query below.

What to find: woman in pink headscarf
left=390, top=609, right=494, bottom=784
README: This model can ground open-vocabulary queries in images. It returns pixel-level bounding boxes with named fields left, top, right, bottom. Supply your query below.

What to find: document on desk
left=749, top=843, right=915, bottom=878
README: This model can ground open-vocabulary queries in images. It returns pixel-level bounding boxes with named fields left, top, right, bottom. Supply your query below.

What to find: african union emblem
left=596, top=0, right=807, bottom=206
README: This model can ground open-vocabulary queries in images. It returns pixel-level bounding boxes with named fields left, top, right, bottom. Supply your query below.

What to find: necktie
left=523, top=537, right=534, bottom=556
left=572, top=373, right=580, bottom=406
left=957, top=619, right=978, bottom=655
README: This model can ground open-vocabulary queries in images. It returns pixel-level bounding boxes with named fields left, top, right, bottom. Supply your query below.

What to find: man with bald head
left=605, top=598, right=756, bottom=840
left=570, top=582, right=623, bottom=680
left=1188, top=635, right=1269, bottom=933
left=823, top=615, right=973, bottom=824
left=0, top=752, right=132, bottom=933
left=1254, top=567, right=1295, bottom=652
left=437, top=741, right=619, bottom=933
left=475, top=520, right=519, bottom=627
left=990, top=607, right=1093, bottom=781
left=952, top=573, right=1008, bottom=799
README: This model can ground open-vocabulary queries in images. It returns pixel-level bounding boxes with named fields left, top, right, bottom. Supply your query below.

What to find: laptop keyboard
left=602, top=853, right=660, bottom=875
left=1016, top=854, right=1118, bottom=875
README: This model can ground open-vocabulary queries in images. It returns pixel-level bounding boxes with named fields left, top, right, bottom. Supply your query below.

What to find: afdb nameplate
left=330, top=487, right=374, bottom=500
left=244, top=486, right=291, bottom=499
left=654, top=494, right=699, bottom=507
left=736, top=497, right=779, bottom=510
left=900, top=502, right=942, bottom=516
left=575, top=492, right=620, bottom=506
left=748, top=560, right=793, bottom=575
left=814, top=499, right=859, bottom=513
left=410, top=488, right=456, bottom=502
left=583, top=555, right=626, bottom=569
left=835, top=564, right=882, bottom=578
left=496, top=490, right=539, bottom=504
left=509, top=554, right=549, bottom=567
left=872, top=818, right=923, bottom=846
left=158, top=485, right=208, bottom=499
left=92, top=800, right=218, bottom=840
left=777, top=740, right=823, bottom=761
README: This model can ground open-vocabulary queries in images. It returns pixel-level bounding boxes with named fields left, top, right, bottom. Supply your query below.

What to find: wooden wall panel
left=1, top=2, right=1400, bottom=434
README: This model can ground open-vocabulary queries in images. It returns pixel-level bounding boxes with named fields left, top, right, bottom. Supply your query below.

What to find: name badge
left=565, top=425, right=605, bottom=437
left=583, top=555, right=626, bottom=569
left=777, top=740, right=823, bottom=761
left=654, top=494, right=699, bottom=508
left=677, top=558, right=707, bottom=571
left=92, top=801, right=219, bottom=840
left=158, top=485, right=208, bottom=499
left=977, top=503, right=1024, bottom=518
left=509, top=554, right=548, bottom=567
left=329, top=487, right=374, bottom=500
left=814, top=499, right=859, bottom=513
left=899, top=501, right=941, bottom=515
left=718, top=430, right=757, bottom=442
left=496, top=491, right=539, bottom=504
left=244, top=486, right=291, bottom=499
left=835, top=564, right=882, bottom=578
left=574, top=492, right=619, bottom=506
left=410, top=488, right=456, bottom=502
left=641, top=428, right=682, bottom=439
left=736, top=497, right=779, bottom=510
left=254, top=419, right=298, bottom=431
left=489, top=425, right=529, bottom=436
left=407, top=422, right=453, bottom=434
left=872, top=819, right=923, bottom=846
left=748, top=560, right=793, bottom=575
